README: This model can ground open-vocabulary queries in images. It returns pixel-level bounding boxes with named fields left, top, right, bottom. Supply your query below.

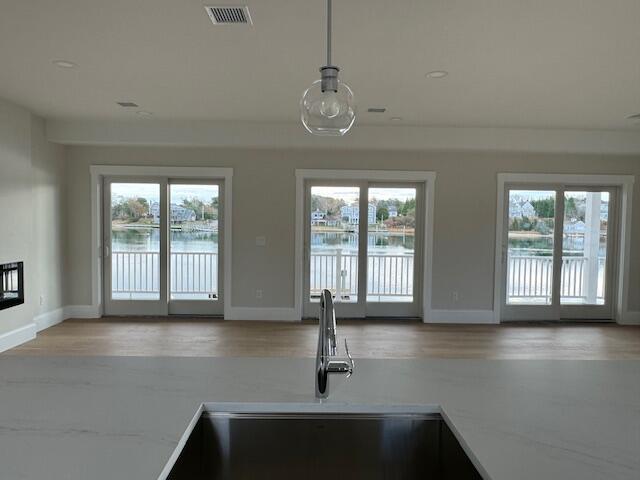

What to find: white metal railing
left=309, top=249, right=414, bottom=299
left=170, top=252, right=218, bottom=295
left=507, top=255, right=605, bottom=302
left=112, top=252, right=218, bottom=295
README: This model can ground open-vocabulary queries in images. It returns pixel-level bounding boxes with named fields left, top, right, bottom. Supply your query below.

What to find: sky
left=311, top=186, right=416, bottom=202
left=111, top=183, right=218, bottom=204
left=511, top=190, right=609, bottom=202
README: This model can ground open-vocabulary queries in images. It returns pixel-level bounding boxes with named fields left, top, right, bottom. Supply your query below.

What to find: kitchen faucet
left=316, top=289, right=354, bottom=399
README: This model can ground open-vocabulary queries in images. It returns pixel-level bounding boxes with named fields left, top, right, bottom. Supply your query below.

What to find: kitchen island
left=0, top=356, right=637, bottom=479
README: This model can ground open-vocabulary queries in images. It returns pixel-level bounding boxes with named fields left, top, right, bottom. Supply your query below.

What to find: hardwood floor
left=5, top=317, right=640, bottom=359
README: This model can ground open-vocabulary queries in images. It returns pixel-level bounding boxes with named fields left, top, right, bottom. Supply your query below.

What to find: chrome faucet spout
left=316, top=289, right=354, bottom=399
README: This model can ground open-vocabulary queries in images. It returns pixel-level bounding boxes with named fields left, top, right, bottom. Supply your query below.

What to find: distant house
left=340, top=203, right=377, bottom=225
left=388, top=205, right=398, bottom=218
left=311, top=209, right=327, bottom=226
left=150, top=202, right=196, bottom=224
left=521, top=201, right=535, bottom=218
left=509, top=200, right=536, bottom=219
left=564, top=220, right=586, bottom=234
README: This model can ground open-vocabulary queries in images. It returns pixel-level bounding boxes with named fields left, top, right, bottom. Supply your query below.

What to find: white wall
left=0, top=97, right=66, bottom=340
left=64, top=146, right=640, bottom=316
left=0, top=98, right=34, bottom=336
left=31, top=116, right=67, bottom=316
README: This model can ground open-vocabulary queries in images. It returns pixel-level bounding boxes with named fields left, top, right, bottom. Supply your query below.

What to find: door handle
left=105, top=245, right=110, bottom=258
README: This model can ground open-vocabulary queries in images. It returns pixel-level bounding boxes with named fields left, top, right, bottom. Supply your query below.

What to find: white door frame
left=295, top=169, right=436, bottom=321
left=494, top=173, right=634, bottom=323
left=90, top=165, right=233, bottom=318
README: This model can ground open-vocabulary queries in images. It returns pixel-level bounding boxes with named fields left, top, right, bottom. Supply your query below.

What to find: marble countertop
left=0, top=356, right=638, bottom=479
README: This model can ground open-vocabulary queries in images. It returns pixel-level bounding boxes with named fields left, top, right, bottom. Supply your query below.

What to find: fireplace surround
left=0, top=262, right=24, bottom=311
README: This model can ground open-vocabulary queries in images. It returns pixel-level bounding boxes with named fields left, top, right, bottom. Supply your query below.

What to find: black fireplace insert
left=0, top=262, right=24, bottom=311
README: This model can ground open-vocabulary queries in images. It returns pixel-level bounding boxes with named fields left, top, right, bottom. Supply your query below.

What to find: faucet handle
left=344, top=338, right=354, bottom=378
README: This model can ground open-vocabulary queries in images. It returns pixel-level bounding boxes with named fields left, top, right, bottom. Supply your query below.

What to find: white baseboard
left=33, top=305, right=99, bottom=334
left=0, top=323, right=36, bottom=353
left=426, top=309, right=498, bottom=324
left=619, top=311, right=640, bottom=325
left=34, top=307, right=66, bottom=332
left=65, top=305, right=101, bottom=319
left=225, top=307, right=299, bottom=321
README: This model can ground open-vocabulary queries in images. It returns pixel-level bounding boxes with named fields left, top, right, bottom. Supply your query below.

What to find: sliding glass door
left=168, top=182, right=223, bottom=315
left=501, top=185, right=617, bottom=321
left=104, top=179, right=167, bottom=315
left=103, top=177, right=224, bottom=316
left=366, top=185, right=421, bottom=316
left=304, top=181, right=423, bottom=318
left=306, top=184, right=363, bottom=317
left=559, top=189, right=615, bottom=319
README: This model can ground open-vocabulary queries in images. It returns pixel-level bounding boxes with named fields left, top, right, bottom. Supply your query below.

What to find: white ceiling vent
left=205, top=6, right=252, bottom=25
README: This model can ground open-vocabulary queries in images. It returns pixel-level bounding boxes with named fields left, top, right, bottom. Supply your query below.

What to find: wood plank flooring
left=5, top=317, right=640, bottom=359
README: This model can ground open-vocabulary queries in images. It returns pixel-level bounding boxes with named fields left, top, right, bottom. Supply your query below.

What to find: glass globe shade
left=300, top=79, right=356, bottom=136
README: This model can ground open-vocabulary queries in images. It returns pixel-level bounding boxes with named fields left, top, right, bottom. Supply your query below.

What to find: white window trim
left=89, top=165, right=233, bottom=318
left=494, top=173, right=635, bottom=324
left=294, top=169, right=436, bottom=321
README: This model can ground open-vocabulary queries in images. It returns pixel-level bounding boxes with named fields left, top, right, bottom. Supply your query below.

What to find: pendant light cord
left=326, top=0, right=332, bottom=66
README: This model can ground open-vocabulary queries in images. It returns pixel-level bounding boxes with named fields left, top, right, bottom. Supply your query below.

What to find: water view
left=311, top=231, right=414, bottom=254
left=507, top=190, right=610, bottom=306
left=309, top=186, right=418, bottom=303
left=112, top=228, right=218, bottom=253
left=110, top=183, right=219, bottom=300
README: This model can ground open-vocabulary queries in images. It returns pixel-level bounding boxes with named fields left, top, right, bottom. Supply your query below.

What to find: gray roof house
left=150, top=202, right=196, bottom=223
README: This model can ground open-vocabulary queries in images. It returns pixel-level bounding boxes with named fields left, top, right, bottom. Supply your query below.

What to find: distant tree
left=520, top=216, right=533, bottom=231
left=112, top=197, right=149, bottom=221
left=376, top=206, right=389, bottom=222
left=311, top=195, right=346, bottom=217
left=385, top=215, right=415, bottom=229
left=531, top=198, right=555, bottom=218
left=127, top=198, right=148, bottom=219
left=564, top=197, right=579, bottom=219
left=535, top=219, right=550, bottom=234
left=136, top=197, right=149, bottom=211
left=400, top=198, right=416, bottom=217
left=181, top=197, right=219, bottom=220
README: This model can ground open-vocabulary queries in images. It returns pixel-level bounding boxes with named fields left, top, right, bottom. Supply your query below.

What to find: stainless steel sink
left=165, top=411, right=482, bottom=479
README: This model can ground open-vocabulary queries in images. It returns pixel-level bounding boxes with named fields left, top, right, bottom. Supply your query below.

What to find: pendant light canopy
left=300, top=0, right=355, bottom=136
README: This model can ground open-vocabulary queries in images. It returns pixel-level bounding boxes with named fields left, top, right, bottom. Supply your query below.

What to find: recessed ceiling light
left=136, top=111, right=153, bottom=117
left=390, top=117, right=402, bottom=122
left=53, top=60, right=77, bottom=68
left=425, top=70, right=448, bottom=79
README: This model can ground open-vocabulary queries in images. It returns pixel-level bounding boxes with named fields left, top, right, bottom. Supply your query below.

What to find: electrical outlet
left=256, top=289, right=263, bottom=299
left=452, top=291, right=459, bottom=304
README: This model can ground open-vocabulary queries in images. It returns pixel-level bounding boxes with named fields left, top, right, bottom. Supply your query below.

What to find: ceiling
left=1, top=0, right=639, bottom=129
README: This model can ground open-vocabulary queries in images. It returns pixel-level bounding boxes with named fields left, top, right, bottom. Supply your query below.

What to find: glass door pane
left=169, top=184, right=220, bottom=304
left=309, top=186, right=360, bottom=304
left=561, top=191, right=609, bottom=305
left=367, top=187, right=416, bottom=303
left=110, top=182, right=160, bottom=301
left=506, top=190, right=556, bottom=305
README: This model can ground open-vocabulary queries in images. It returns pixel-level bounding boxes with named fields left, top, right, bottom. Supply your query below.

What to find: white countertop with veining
left=0, top=356, right=638, bottom=479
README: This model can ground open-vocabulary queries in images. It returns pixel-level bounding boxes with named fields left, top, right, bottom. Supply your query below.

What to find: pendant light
left=300, top=0, right=356, bottom=136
